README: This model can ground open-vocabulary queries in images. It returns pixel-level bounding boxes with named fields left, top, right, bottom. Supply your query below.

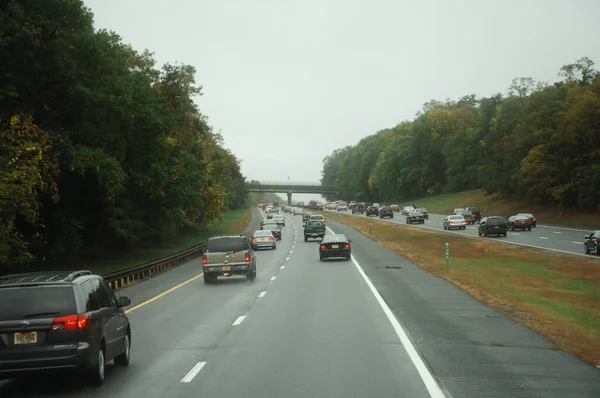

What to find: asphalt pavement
left=323, top=209, right=598, bottom=259
left=2, top=208, right=599, bottom=397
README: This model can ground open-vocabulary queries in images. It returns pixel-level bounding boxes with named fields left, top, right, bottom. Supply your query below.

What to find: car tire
left=478, top=230, right=482, bottom=236
left=90, top=345, right=106, bottom=386
left=584, top=244, right=590, bottom=254
left=319, top=256, right=323, bottom=261
left=528, top=227, right=532, bottom=231
left=503, top=232, right=507, bottom=237
left=346, top=255, right=351, bottom=261
left=483, top=231, right=487, bottom=237
left=114, top=333, right=131, bottom=367
left=304, top=235, right=308, bottom=242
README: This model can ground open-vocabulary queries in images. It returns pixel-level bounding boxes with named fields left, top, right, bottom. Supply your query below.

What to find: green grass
left=84, top=208, right=252, bottom=276
left=404, top=189, right=600, bottom=229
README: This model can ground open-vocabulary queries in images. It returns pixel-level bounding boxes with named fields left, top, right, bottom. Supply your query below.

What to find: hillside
left=410, top=190, right=600, bottom=229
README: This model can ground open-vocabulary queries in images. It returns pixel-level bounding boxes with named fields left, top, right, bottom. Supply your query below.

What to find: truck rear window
left=0, top=286, right=76, bottom=321
left=206, top=237, right=246, bottom=252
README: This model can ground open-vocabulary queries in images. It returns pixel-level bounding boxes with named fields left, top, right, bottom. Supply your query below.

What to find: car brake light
left=533, top=218, right=537, bottom=221
left=320, top=244, right=326, bottom=250
left=245, top=253, right=251, bottom=262
left=322, top=220, right=326, bottom=224
left=51, top=313, right=89, bottom=330
left=344, top=243, right=350, bottom=249
left=202, top=255, right=207, bottom=265
left=268, top=237, right=274, bottom=241
left=251, top=237, right=257, bottom=242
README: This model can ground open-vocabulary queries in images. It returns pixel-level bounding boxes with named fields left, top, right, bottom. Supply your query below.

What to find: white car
left=272, top=214, right=285, bottom=226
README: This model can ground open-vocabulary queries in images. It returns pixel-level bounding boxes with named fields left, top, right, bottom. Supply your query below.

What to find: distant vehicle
left=443, top=215, right=467, bottom=230
left=401, top=206, right=415, bottom=215
left=302, top=212, right=313, bottom=225
left=507, top=215, right=532, bottom=231
left=406, top=211, right=425, bottom=224
left=465, top=207, right=481, bottom=222
left=403, top=202, right=416, bottom=208
left=584, top=231, right=600, bottom=255
left=460, top=210, right=475, bottom=225
left=267, top=207, right=279, bottom=214
left=203, top=234, right=257, bottom=283
left=366, top=206, right=379, bottom=217
left=251, top=230, right=276, bottom=250
left=0, top=270, right=132, bottom=385
left=262, top=224, right=282, bottom=240
left=294, top=208, right=305, bottom=215
left=478, top=216, right=507, bottom=237
left=390, top=204, right=400, bottom=212
left=260, top=219, right=277, bottom=230
left=304, top=220, right=326, bottom=241
left=379, top=206, right=394, bottom=219
left=414, top=207, right=429, bottom=219
left=319, top=234, right=352, bottom=261
left=272, top=214, right=286, bottom=227
left=351, top=202, right=366, bottom=214
left=309, top=214, right=326, bottom=225
left=517, top=213, right=536, bottom=227
left=453, top=208, right=465, bottom=215
left=337, top=203, right=348, bottom=211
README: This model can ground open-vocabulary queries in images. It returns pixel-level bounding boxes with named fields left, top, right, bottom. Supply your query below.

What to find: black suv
left=379, top=206, right=394, bottom=219
left=366, top=206, right=379, bottom=217
left=478, top=216, right=508, bottom=237
left=0, top=270, right=132, bottom=385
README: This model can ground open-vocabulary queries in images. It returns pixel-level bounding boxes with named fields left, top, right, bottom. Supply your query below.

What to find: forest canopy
left=321, top=57, right=600, bottom=210
left=0, top=0, right=247, bottom=272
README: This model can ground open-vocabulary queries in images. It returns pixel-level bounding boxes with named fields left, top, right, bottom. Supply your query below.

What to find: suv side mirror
left=585, top=235, right=590, bottom=240
left=119, top=296, right=131, bottom=307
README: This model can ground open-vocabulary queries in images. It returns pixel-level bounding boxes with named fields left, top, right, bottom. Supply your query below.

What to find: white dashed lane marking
left=181, top=362, right=207, bottom=383
left=232, top=315, right=245, bottom=326
left=270, top=276, right=276, bottom=281
left=281, top=265, right=285, bottom=269
left=540, top=237, right=549, bottom=240
left=258, top=291, right=266, bottom=298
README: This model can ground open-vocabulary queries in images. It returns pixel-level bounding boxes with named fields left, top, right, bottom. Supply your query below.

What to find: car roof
left=322, top=234, right=348, bottom=243
left=254, top=230, right=273, bottom=235
left=0, top=270, right=94, bottom=287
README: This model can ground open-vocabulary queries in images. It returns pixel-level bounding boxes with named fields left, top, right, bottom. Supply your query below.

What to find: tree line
left=321, top=57, right=600, bottom=210
left=0, top=0, right=247, bottom=273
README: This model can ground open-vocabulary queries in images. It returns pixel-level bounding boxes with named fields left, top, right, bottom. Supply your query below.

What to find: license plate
left=331, top=244, right=339, bottom=249
left=222, top=266, right=231, bottom=271
left=494, top=226, right=499, bottom=228
left=14, top=331, right=37, bottom=345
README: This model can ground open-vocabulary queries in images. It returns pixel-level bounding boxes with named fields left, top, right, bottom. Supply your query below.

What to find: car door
left=89, top=279, right=120, bottom=360
left=479, top=217, right=487, bottom=233
left=100, top=279, right=128, bottom=357
left=586, top=232, right=596, bottom=251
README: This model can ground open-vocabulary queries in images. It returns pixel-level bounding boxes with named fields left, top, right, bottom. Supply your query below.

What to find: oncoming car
left=319, top=234, right=352, bottom=261
left=251, top=230, right=276, bottom=250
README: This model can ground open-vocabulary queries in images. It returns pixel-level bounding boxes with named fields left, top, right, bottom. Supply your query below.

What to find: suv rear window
left=487, top=217, right=505, bottom=225
left=0, top=286, right=77, bottom=321
left=206, top=237, right=246, bottom=252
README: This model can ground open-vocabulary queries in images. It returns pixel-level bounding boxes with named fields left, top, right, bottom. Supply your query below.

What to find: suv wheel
left=203, top=273, right=216, bottom=284
left=115, top=333, right=131, bottom=366
left=584, top=244, right=590, bottom=254
left=91, top=346, right=106, bottom=386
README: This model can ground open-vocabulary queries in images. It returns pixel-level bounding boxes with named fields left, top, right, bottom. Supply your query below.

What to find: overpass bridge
left=248, top=181, right=337, bottom=205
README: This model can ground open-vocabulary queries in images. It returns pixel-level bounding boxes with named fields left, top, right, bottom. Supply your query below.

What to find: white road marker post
left=445, top=243, right=450, bottom=274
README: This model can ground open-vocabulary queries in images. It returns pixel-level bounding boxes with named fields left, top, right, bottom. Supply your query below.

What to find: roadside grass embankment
left=85, top=208, right=252, bottom=276
left=405, top=189, right=600, bottom=229
left=321, top=211, right=600, bottom=366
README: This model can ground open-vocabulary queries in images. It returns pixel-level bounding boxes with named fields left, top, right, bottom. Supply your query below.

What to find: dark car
left=478, top=216, right=507, bottom=237
left=465, top=207, right=482, bottom=222
left=366, top=206, right=379, bottom=217
left=260, top=219, right=277, bottom=230
left=302, top=212, right=313, bottom=225
left=0, top=270, right=132, bottom=385
left=379, top=206, right=394, bottom=219
left=584, top=230, right=600, bottom=255
left=351, top=202, right=366, bottom=214
left=319, top=234, right=352, bottom=261
left=262, top=224, right=282, bottom=240
left=507, top=215, right=532, bottom=231
left=517, top=213, right=537, bottom=227
left=406, top=211, right=425, bottom=224
left=414, top=207, right=429, bottom=219
left=460, top=210, right=476, bottom=225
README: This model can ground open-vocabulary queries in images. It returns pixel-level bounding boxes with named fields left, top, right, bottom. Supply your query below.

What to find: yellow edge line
left=125, top=272, right=204, bottom=314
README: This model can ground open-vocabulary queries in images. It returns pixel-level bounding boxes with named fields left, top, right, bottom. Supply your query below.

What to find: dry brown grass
left=323, top=211, right=600, bottom=366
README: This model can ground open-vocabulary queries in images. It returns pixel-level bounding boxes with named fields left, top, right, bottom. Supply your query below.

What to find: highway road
left=324, top=208, right=599, bottom=259
left=1, top=208, right=599, bottom=397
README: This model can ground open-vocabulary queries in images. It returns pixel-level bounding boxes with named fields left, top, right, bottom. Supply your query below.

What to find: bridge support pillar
left=287, top=192, right=292, bottom=206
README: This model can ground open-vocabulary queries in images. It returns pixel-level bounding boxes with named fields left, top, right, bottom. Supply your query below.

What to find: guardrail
left=104, top=243, right=206, bottom=291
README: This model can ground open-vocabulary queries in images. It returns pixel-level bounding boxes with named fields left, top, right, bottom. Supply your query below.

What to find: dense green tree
left=321, top=58, right=600, bottom=210
left=0, top=0, right=247, bottom=273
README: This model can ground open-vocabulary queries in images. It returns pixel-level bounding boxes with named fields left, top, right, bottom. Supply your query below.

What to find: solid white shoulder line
left=326, top=226, right=447, bottom=398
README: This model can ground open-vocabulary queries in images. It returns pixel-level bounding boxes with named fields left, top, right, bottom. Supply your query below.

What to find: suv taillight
left=245, top=252, right=251, bottom=262
left=51, top=313, right=89, bottom=330
left=202, top=255, right=207, bottom=265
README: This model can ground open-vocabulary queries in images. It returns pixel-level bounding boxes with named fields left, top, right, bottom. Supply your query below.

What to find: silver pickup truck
left=202, top=234, right=257, bottom=284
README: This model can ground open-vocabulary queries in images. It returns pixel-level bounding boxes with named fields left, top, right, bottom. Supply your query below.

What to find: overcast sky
left=84, top=0, right=600, bottom=203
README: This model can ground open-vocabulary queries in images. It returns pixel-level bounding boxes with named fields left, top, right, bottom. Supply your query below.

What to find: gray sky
left=84, top=0, right=600, bottom=203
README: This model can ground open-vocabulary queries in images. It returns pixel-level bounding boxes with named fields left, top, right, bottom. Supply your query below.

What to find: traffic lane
left=0, top=209, right=292, bottom=397
left=323, top=217, right=600, bottom=398
left=328, top=209, right=596, bottom=258
left=183, top=214, right=435, bottom=398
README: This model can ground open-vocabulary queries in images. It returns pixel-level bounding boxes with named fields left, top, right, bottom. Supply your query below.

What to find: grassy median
left=406, top=189, right=600, bottom=229
left=85, top=208, right=252, bottom=276
left=320, top=211, right=600, bottom=366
